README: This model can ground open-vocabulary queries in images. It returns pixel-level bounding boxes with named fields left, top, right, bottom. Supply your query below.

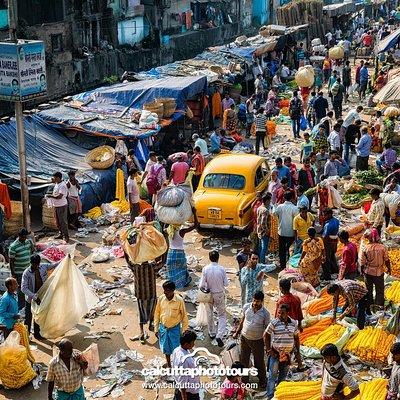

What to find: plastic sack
left=384, top=106, right=400, bottom=117
left=387, top=306, right=400, bottom=335
left=82, top=343, right=100, bottom=376
left=220, top=340, right=240, bottom=367
left=155, top=197, right=193, bottom=225
left=311, top=38, right=321, bottom=46
left=0, top=331, right=36, bottom=389
left=330, top=186, right=342, bottom=208
left=300, top=325, right=357, bottom=359
left=195, top=303, right=208, bottom=327
left=121, top=223, right=167, bottom=264
left=300, top=115, right=309, bottom=131
left=329, top=46, right=344, bottom=60
left=295, top=66, right=314, bottom=88
left=156, top=185, right=192, bottom=207
left=32, top=255, right=99, bottom=338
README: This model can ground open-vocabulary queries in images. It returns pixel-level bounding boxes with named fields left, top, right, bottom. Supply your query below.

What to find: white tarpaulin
left=375, top=26, right=400, bottom=54
left=32, top=255, right=99, bottom=338
left=373, top=76, right=400, bottom=103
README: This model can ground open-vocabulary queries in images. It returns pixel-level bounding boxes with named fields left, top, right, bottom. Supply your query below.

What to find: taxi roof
left=204, top=154, right=267, bottom=174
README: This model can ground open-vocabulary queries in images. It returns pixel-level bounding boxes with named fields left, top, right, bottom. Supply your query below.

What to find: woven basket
left=143, top=101, right=164, bottom=119
left=4, top=201, right=23, bottom=237
left=42, top=203, right=58, bottom=230
left=157, top=97, right=177, bottom=118
left=85, top=146, right=115, bottom=170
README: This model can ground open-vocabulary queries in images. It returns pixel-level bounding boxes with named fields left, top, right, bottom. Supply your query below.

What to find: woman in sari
left=299, top=227, right=325, bottom=287
left=223, top=104, right=237, bottom=134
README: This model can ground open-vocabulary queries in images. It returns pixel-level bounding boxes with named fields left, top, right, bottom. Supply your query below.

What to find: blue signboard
left=0, top=40, right=47, bottom=101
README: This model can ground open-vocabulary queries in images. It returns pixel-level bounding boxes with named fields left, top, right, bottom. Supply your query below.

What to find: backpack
left=146, top=165, right=164, bottom=193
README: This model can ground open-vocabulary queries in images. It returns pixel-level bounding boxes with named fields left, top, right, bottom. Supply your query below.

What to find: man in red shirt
left=362, top=31, right=373, bottom=47
left=275, top=279, right=303, bottom=331
left=169, top=155, right=189, bottom=185
left=338, top=230, right=358, bottom=280
left=275, top=177, right=296, bottom=205
left=190, top=146, right=205, bottom=192
left=355, top=60, right=364, bottom=85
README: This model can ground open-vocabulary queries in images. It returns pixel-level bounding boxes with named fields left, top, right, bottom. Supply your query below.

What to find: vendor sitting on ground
left=0, top=277, right=19, bottom=338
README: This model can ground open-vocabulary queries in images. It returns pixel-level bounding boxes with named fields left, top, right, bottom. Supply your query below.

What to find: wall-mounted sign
left=0, top=40, right=46, bottom=101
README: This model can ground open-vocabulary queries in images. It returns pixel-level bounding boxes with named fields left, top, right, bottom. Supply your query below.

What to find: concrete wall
left=118, top=16, right=150, bottom=44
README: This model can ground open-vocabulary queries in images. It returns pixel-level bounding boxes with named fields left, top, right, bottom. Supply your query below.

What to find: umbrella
left=374, top=76, right=400, bottom=103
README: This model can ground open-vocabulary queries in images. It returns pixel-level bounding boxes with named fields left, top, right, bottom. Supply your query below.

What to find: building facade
left=0, top=0, right=253, bottom=108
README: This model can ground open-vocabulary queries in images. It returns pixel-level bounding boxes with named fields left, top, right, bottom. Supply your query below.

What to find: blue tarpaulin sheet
left=0, top=116, right=121, bottom=211
left=73, top=75, right=207, bottom=110
left=219, top=46, right=255, bottom=61
left=0, top=116, right=90, bottom=178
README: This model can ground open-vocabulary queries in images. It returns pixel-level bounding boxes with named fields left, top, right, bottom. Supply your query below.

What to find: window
left=51, top=34, right=63, bottom=52
left=203, top=174, right=245, bottom=190
left=254, top=166, right=264, bottom=187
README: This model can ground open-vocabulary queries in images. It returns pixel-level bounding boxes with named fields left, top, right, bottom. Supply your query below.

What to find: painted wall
left=252, top=0, right=269, bottom=26
left=118, top=16, right=149, bottom=45
left=0, top=9, right=8, bottom=30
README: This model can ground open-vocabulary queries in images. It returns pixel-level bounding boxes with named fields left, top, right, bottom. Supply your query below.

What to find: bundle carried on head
left=155, top=184, right=193, bottom=225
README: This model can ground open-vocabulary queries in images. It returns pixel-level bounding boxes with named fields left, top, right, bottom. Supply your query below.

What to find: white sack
left=155, top=197, right=193, bottom=225
left=195, top=303, right=208, bottom=327
left=32, top=255, right=99, bottom=339
left=156, top=184, right=192, bottom=207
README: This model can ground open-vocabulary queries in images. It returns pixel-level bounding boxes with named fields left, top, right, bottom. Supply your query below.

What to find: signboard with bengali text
left=0, top=40, right=46, bottom=101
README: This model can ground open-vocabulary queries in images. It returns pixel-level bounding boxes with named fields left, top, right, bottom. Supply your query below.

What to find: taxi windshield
left=203, top=173, right=246, bottom=190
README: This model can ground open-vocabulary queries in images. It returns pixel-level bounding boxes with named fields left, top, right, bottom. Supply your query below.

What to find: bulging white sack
left=32, top=255, right=99, bottom=339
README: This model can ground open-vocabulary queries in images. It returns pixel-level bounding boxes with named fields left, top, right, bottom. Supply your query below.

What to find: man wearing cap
left=192, top=134, right=209, bottom=158
left=8, top=228, right=34, bottom=309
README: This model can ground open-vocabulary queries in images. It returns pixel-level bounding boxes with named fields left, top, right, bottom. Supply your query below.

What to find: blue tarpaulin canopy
left=72, top=75, right=207, bottom=110
left=0, top=116, right=120, bottom=211
left=0, top=116, right=90, bottom=178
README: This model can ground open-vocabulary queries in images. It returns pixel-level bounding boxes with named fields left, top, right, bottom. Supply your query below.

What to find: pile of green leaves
left=354, top=169, right=383, bottom=186
left=342, top=189, right=370, bottom=204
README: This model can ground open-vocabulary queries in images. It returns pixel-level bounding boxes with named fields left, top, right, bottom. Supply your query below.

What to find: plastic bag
left=195, top=303, right=208, bottom=327
left=155, top=197, right=193, bottom=225
left=330, top=186, right=342, bottom=208
left=295, top=66, right=314, bottom=88
left=300, top=115, right=309, bottom=131
left=0, top=331, right=36, bottom=389
left=121, top=223, right=167, bottom=264
left=32, top=255, right=99, bottom=338
left=156, top=185, right=192, bottom=207
left=220, top=340, right=240, bottom=367
left=82, top=343, right=100, bottom=376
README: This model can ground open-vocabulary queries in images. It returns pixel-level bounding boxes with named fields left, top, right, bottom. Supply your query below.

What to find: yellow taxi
left=193, top=153, right=270, bottom=230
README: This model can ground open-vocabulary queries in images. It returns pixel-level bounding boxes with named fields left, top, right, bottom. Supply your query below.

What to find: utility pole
left=8, top=0, right=31, bottom=231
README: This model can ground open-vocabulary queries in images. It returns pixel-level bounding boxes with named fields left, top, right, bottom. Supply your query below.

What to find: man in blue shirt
left=273, top=157, right=291, bottom=187
left=322, top=208, right=340, bottom=281
left=296, top=185, right=310, bottom=210
left=356, top=126, right=372, bottom=172
left=313, top=92, right=329, bottom=124
left=0, top=277, right=19, bottom=337
left=359, top=64, right=369, bottom=100
left=210, top=130, right=229, bottom=154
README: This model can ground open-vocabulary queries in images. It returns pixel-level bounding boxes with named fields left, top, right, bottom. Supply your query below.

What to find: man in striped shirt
left=8, top=228, right=34, bottom=309
left=264, top=303, right=302, bottom=399
left=254, top=108, right=267, bottom=155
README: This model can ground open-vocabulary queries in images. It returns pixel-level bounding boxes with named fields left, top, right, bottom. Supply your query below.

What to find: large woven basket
left=143, top=101, right=164, bottom=119
left=85, top=146, right=115, bottom=170
left=42, top=203, right=58, bottom=230
left=157, top=97, right=177, bottom=118
left=4, top=201, right=23, bottom=237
